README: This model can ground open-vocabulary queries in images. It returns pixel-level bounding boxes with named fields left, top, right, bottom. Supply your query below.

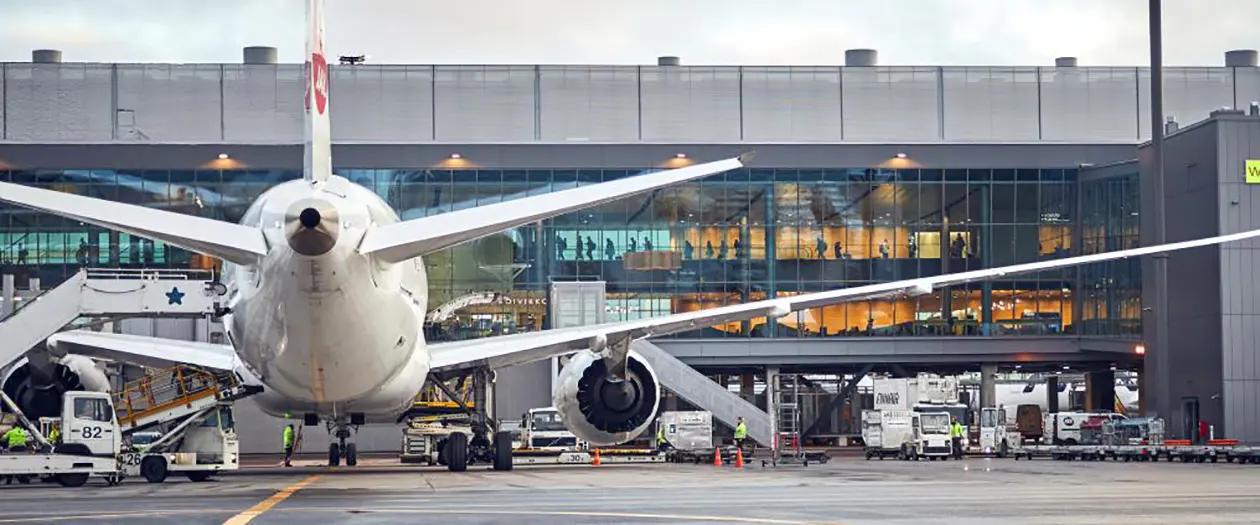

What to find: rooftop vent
left=32, top=49, right=62, bottom=63
left=243, top=46, right=278, bottom=65
left=1226, top=49, right=1258, bottom=67
left=1055, top=57, right=1078, bottom=68
left=845, top=49, right=877, bottom=67
left=657, top=56, right=680, bottom=66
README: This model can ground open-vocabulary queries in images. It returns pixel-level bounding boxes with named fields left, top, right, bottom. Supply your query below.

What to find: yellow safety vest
left=283, top=427, right=295, bottom=448
left=5, top=428, right=27, bottom=448
left=734, top=422, right=747, bottom=440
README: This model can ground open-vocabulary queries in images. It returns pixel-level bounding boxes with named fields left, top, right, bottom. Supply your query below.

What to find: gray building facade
left=1139, top=112, right=1260, bottom=442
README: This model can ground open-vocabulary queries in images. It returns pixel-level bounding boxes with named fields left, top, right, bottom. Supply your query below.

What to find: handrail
left=84, top=267, right=215, bottom=281
left=113, top=364, right=237, bottom=428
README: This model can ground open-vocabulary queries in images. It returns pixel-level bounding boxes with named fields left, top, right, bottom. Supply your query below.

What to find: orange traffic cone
left=735, top=447, right=745, bottom=469
left=713, top=447, right=723, bottom=466
left=593, top=449, right=601, bottom=466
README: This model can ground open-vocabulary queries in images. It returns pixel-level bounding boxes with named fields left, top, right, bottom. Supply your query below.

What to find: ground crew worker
left=48, top=425, right=60, bottom=446
left=950, top=417, right=965, bottom=459
left=4, top=426, right=28, bottom=453
left=655, top=423, right=669, bottom=452
left=733, top=417, right=747, bottom=453
left=283, top=424, right=295, bottom=467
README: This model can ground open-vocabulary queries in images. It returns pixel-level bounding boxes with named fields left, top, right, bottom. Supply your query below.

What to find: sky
left=1, top=0, right=1257, bottom=66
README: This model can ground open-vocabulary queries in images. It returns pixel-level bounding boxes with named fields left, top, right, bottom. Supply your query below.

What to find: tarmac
left=0, top=454, right=1256, bottom=524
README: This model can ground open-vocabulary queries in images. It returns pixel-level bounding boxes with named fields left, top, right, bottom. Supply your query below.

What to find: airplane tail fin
left=303, top=0, right=332, bottom=183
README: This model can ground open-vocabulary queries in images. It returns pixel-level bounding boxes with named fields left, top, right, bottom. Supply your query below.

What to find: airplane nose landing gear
left=326, top=418, right=359, bottom=467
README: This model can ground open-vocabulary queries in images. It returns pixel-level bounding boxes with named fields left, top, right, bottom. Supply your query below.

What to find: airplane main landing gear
left=327, top=421, right=358, bottom=467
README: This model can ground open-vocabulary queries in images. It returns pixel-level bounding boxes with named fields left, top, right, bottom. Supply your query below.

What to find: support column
left=940, top=219, right=952, bottom=327
left=980, top=186, right=993, bottom=335
left=1, top=274, right=14, bottom=318
left=764, top=186, right=778, bottom=335
left=980, top=364, right=997, bottom=409
left=108, top=231, right=121, bottom=266
left=1046, top=376, right=1060, bottom=414
left=765, top=366, right=779, bottom=449
left=1085, top=370, right=1115, bottom=413
left=740, top=374, right=755, bottom=405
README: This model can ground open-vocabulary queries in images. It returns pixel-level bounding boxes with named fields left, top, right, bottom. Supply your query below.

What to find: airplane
left=2, top=0, right=1260, bottom=472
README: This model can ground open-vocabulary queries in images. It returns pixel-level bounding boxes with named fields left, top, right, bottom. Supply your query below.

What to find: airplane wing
left=45, top=331, right=239, bottom=372
left=0, top=181, right=268, bottom=266
left=357, top=154, right=752, bottom=264
left=429, top=225, right=1260, bottom=373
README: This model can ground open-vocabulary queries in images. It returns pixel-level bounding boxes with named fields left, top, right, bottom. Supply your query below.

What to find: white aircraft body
left=1, top=0, right=1259, bottom=470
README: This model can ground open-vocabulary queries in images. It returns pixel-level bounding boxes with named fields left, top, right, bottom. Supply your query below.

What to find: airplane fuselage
left=219, top=175, right=431, bottom=422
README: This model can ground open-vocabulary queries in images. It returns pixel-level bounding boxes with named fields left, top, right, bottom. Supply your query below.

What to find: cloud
left=0, top=0, right=1256, bottom=66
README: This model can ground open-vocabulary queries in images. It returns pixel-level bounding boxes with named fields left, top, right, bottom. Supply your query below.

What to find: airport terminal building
left=1, top=47, right=1259, bottom=447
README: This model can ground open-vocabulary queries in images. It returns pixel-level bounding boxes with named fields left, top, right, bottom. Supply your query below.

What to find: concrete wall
left=0, top=142, right=1139, bottom=172
left=1140, top=113, right=1260, bottom=441
left=2, top=63, right=1257, bottom=144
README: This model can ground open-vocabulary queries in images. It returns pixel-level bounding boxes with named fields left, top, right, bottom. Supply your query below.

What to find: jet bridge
left=0, top=268, right=221, bottom=369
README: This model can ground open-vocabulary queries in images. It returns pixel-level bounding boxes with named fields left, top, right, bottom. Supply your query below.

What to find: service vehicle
left=977, top=407, right=1011, bottom=457
left=902, top=411, right=954, bottom=460
left=0, top=391, right=122, bottom=488
left=121, top=403, right=240, bottom=483
left=861, top=409, right=914, bottom=460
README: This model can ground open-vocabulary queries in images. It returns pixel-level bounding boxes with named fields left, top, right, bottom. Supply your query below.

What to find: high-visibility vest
left=734, top=422, right=747, bottom=440
left=283, top=427, right=295, bottom=448
left=5, top=428, right=28, bottom=448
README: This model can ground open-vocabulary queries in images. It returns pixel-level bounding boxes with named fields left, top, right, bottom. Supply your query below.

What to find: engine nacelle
left=2, top=355, right=110, bottom=419
left=553, top=349, right=660, bottom=447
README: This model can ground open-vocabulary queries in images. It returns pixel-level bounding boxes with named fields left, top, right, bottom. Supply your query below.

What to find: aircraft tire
left=328, top=443, right=341, bottom=466
left=446, top=432, right=468, bottom=472
left=492, top=431, right=513, bottom=471
left=345, top=443, right=358, bottom=466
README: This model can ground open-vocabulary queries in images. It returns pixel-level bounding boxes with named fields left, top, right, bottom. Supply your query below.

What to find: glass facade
left=1079, top=171, right=1142, bottom=338
left=0, top=167, right=1084, bottom=340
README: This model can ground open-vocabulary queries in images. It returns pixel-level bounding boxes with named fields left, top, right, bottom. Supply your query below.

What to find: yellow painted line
left=222, top=474, right=321, bottom=525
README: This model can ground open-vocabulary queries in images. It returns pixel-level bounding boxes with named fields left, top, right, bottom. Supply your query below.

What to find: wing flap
left=358, top=154, right=752, bottom=263
left=47, top=331, right=238, bottom=371
left=0, top=181, right=268, bottom=265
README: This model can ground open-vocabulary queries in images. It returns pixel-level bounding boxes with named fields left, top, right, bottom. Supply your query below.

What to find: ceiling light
left=895, top=153, right=907, bottom=159
left=676, top=153, right=687, bottom=158
left=218, top=153, right=229, bottom=159
left=451, top=153, right=462, bottom=159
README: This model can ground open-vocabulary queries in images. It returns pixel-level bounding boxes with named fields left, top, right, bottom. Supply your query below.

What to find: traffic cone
left=735, top=447, right=745, bottom=469
left=592, top=449, right=601, bottom=466
left=713, top=447, right=722, bottom=466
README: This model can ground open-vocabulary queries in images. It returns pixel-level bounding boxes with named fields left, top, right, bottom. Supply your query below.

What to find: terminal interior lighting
left=450, top=153, right=461, bottom=159
left=676, top=153, right=687, bottom=159
left=218, top=153, right=229, bottom=160
left=895, top=152, right=907, bottom=159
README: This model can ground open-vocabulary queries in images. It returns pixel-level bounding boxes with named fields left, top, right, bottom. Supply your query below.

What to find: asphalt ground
left=0, top=454, right=1256, bottom=524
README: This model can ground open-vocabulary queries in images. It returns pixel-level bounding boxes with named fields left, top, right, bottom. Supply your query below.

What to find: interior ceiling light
left=451, top=153, right=462, bottom=159
left=218, top=153, right=229, bottom=159
left=895, top=153, right=907, bottom=159
left=676, top=153, right=687, bottom=158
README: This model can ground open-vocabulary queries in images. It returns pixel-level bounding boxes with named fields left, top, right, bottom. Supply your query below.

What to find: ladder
left=773, top=373, right=806, bottom=465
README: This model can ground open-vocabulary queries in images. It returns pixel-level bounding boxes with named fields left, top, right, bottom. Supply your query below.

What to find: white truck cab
left=521, top=407, right=583, bottom=451
left=898, top=412, right=954, bottom=460
left=0, top=391, right=122, bottom=488
left=979, top=407, right=1010, bottom=457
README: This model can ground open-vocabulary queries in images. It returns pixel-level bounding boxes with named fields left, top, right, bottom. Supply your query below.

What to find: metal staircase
left=631, top=340, right=772, bottom=446
left=113, top=364, right=259, bottom=432
left=0, top=268, right=219, bottom=371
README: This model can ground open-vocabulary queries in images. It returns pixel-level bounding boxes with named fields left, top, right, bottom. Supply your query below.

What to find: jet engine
left=1, top=355, right=110, bottom=419
left=552, top=349, right=660, bottom=446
